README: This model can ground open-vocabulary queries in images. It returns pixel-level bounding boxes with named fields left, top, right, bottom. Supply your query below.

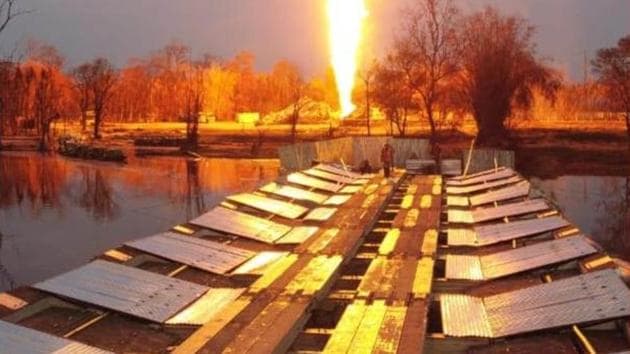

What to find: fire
left=327, top=0, right=367, bottom=117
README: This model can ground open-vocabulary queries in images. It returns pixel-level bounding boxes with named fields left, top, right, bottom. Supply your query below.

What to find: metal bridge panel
left=227, top=192, right=309, bottom=219
left=34, top=260, right=209, bottom=323
left=190, top=207, right=291, bottom=244
left=125, top=232, right=255, bottom=274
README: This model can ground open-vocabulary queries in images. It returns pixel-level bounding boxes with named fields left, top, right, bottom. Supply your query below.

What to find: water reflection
left=532, top=175, right=630, bottom=261
left=0, top=152, right=279, bottom=291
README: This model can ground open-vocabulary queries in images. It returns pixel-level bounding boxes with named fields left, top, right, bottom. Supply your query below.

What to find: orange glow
left=327, top=0, right=367, bottom=117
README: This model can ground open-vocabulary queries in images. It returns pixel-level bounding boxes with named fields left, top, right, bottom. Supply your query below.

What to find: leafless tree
left=34, top=67, right=62, bottom=150
left=71, top=64, right=92, bottom=131
left=72, top=58, right=117, bottom=139
left=0, top=0, right=30, bottom=38
left=358, top=61, right=377, bottom=136
left=458, top=7, right=560, bottom=146
left=397, top=0, right=460, bottom=145
left=372, top=60, right=416, bottom=137
left=183, top=64, right=204, bottom=151
left=592, top=34, right=630, bottom=138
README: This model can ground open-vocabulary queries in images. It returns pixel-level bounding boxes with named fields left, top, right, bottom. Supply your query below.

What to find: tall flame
left=327, top=0, right=367, bottom=117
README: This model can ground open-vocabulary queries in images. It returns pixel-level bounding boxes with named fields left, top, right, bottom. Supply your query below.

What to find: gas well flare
left=326, top=0, right=367, bottom=117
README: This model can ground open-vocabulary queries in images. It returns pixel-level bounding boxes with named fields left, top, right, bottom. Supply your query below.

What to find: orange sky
left=2, top=0, right=630, bottom=81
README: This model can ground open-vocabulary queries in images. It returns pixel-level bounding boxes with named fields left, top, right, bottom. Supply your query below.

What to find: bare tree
left=0, top=0, right=30, bottom=38
left=71, top=64, right=92, bottom=131
left=397, top=0, right=460, bottom=145
left=34, top=67, right=62, bottom=150
left=592, top=34, right=630, bottom=138
left=358, top=61, right=377, bottom=136
left=372, top=60, right=416, bottom=137
left=458, top=7, right=560, bottom=146
left=183, top=64, right=204, bottom=151
left=72, top=58, right=117, bottom=139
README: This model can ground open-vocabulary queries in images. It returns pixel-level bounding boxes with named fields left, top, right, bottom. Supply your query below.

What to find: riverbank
left=2, top=122, right=629, bottom=170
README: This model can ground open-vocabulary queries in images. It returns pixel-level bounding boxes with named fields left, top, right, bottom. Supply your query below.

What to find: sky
left=1, top=0, right=630, bottom=81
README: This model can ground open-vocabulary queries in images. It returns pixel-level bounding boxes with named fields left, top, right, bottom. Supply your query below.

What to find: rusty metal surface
left=441, top=270, right=630, bottom=338
left=34, top=260, right=209, bottom=323
left=288, top=172, right=343, bottom=193
left=190, top=207, right=291, bottom=244
left=260, top=182, right=328, bottom=204
left=125, top=232, right=255, bottom=274
left=446, top=175, right=523, bottom=195
left=227, top=192, right=309, bottom=219
left=0, top=320, right=112, bottom=354
left=446, top=236, right=597, bottom=280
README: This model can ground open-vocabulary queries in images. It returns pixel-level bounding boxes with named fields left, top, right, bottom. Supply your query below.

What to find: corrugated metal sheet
left=441, top=270, right=630, bottom=338
left=445, top=255, right=484, bottom=280
left=448, top=216, right=570, bottom=246
left=125, top=232, right=255, bottom=274
left=165, top=288, right=245, bottom=325
left=315, top=163, right=367, bottom=179
left=440, top=294, right=492, bottom=337
left=227, top=193, right=308, bottom=219
left=446, top=168, right=514, bottom=186
left=481, top=236, right=596, bottom=279
left=447, top=195, right=469, bottom=207
left=304, top=207, right=338, bottom=221
left=446, top=236, right=597, bottom=280
left=288, top=172, right=343, bottom=193
left=469, top=183, right=530, bottom=206
left=475, top=215, right=569, bottom=245
left=276, top=226, right=319, bottom=244
left=323, top=194, right=352, bottom=206
left=260, top=182, right=328, bottom=204
left=448, top=199, right=550, bottom=224
left=446, top=228, right=477, bottom=246
left=190, top=207, right=291, bottom=244
left=0, top=320, right=112, bottom=354
left=231, top=251, right=289, bottom=275
left=304, top=168, right=368, bottom=185
left=34, top=260, right=209, bottom=323
left=446, top=175, right=523, bottom=195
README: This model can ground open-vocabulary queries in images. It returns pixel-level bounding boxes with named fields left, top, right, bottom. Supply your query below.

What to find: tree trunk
left=81, top=110, right=87, bottom=132
left=93, top=110, right=101, bottom=139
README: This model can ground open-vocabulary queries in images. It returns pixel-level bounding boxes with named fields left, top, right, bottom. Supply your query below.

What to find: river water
left=0, top=152, right=280, bottom=291
left=0, top=151, right=628, bottom=292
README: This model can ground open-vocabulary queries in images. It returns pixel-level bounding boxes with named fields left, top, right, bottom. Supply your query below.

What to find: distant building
left=237, top=112, right=260, bottom=124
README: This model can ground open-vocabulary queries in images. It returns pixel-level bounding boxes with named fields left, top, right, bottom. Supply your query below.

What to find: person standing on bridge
left=380, top=142, right=395, bottom=178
